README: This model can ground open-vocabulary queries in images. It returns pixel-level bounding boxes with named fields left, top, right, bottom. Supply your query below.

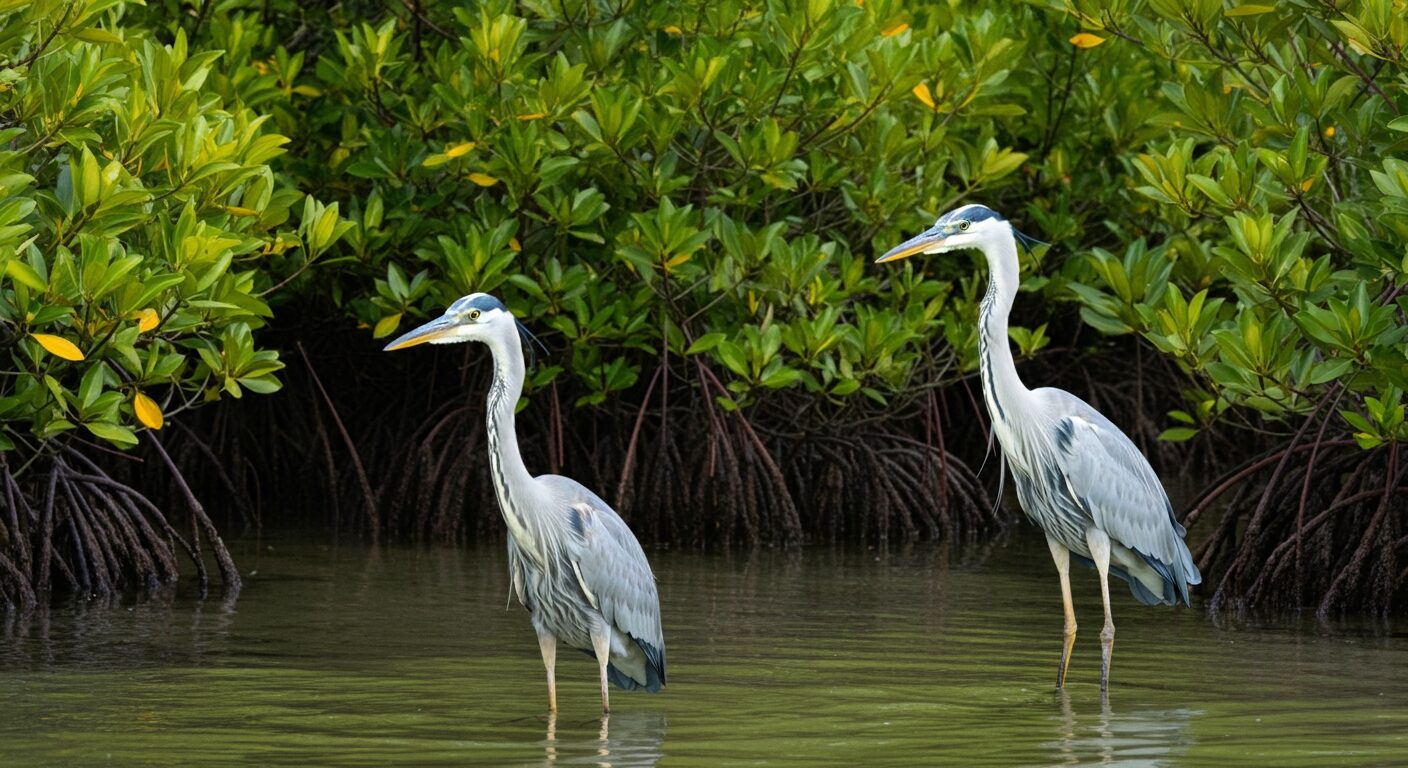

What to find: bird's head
left=875, top=203, right=1041, bottom=263
left=382, top=292, right=539, bottom=354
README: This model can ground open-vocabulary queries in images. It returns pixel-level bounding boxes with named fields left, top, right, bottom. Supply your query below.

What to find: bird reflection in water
left=1049, top=692, right=1197, bottom=766
left=541, top=711, right=666, bottom=768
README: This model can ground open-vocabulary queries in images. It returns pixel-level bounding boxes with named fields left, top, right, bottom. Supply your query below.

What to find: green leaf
left=238, top=376, right=283, bottom=394
left=716, top=341, right=748, bottom=376
left=85, top=422, right=139, bottom=447
left=5, top=259, right=46, bottom=291
left=686, top=332, right=726, bottom=355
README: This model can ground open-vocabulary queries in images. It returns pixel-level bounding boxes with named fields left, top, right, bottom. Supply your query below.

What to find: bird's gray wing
left=539, top=475, right=666, bottom=678
left=1042, top=391, right=1200, bottom=599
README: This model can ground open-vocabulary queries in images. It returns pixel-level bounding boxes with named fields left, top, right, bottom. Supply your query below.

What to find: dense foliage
left=1048, top=0, right=1408, bottom=614
left=0, top=0, right=349, bottom=605
left=1, top=0, right=1405, bottom=613
left=1061, top=0, right=1408, bottom=451
left=155, top=0, right=1047, bottom=411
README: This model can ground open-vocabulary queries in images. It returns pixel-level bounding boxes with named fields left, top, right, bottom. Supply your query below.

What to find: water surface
left=2, top=533, right=1405, bottom=766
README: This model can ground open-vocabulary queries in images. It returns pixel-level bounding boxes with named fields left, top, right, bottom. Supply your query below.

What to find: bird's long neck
left=483, top=332, right=545, bottom=558
left=977, top=229, right=1033, bottom=431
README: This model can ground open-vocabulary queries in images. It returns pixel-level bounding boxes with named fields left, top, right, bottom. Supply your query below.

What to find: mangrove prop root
left=299, top=342, right=380, bottom=544
left=0, top=441, right=226, bottom=609
left=1199, top=438, right=1408, bottom=616
left=148, top=436, right=240, bottom=596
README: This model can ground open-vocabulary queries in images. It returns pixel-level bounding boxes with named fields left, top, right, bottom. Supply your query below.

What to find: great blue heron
left=877, top=204, right=1201, bottom=691
left=384, top=293, right=666, bottom=713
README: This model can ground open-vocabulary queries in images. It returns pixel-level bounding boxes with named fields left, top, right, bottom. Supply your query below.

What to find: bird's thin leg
left=544, top=712, right=558, bottom=764
left=591, top=627, right=612, bottom=714
left=1047, top=535, right=1078, bottom=690
left=538, top=630, right=558, bottom=712
left=1084, top=528, right=1115, bottom=692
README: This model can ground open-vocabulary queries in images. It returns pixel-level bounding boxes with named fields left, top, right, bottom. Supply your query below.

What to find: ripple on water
left=2, top=533, right=1406, bottom=766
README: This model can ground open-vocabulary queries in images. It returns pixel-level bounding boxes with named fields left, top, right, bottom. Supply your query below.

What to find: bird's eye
left=469, top=310, right=481, bottom=321
left=958, top=221, right=970, bottom=231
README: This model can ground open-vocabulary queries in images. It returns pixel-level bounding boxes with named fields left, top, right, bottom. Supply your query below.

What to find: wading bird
left=384, top=294, right=665, bottom=713
left=877, top=205, right=1200, bottom=691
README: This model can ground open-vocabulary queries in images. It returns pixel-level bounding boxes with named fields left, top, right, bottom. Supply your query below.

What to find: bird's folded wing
left=541, top=476, right=666, bottom=676
left=1052, top=412, right=1186, bottom=571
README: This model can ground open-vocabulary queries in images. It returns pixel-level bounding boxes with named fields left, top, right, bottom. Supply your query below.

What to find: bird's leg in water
left=538, top=630, right=558, bottom=712
left=544, top=711, right=558, bottom=764
left=1085, top=528, right=1116, bottom=692
left=591, top=628, right=612, bottom=713
left=1047, top=536, right=1078, bottom=689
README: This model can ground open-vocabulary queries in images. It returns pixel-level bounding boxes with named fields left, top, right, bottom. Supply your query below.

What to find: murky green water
left=3, top=533, right=1406, bottom=766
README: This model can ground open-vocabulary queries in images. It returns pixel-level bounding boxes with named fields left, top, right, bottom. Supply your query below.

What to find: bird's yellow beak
left=383, top=315, right=457, bottom=351
left=875, top=228, right=950, bottom=263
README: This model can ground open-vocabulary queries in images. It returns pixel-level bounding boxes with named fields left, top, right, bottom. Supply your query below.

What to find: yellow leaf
left=517, top=112, right=547, bottom=121
left=665, top=253, right=691, bottom=270
left=137, top=308, right=159, bottom=333
left=468, top=172, right=499, bottom=187
left=1301, top=177, right=1314, bottom=192
left=663, top=25, right=683, bottom=35
left=133, top=392, right=164, bottom=430
left=31, top=333, right=85, bottom=361
left=1069, top=33, right=1106, bottom=48
left=509, top=237, right=522, bottom=253
left=881, top=22, right=908, bottom=37
left=445, top=141, right=476, bottom=158
left=373, top=313, right=402, bottom=339
left=911, top=82, right=935, bottom=109
left=1225, top=4, right=1276, bottom=16
left=223, top=205, right=259, bottom=217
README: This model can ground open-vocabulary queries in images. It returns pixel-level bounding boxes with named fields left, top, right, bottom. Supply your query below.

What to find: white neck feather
left=483, top=327, right=547, bottom=562
left=976, top=227, right=1033, bottom=431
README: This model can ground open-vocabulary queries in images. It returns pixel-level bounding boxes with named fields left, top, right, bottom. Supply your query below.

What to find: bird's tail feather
left=606, top=660, right=664, bottom=693
left=580, top=639, right=665, bottom=693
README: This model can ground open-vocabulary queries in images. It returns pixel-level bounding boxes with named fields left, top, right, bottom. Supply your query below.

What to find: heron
left=877, top=204, right=1201, bottom=691
left=384, top=293, right=666, bottom=713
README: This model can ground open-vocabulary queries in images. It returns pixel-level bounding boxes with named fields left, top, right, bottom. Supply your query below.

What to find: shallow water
left=2, top=532, right=1406, bottom=767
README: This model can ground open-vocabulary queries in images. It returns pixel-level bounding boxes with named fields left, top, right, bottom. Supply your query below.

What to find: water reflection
left=1049, top=692, right=1198, bottom=767
left=1, top=534, right=1406, bottom=766
left=540, top=712, right=666, bottom=768
left=1, top=586, right=239, bottom=670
